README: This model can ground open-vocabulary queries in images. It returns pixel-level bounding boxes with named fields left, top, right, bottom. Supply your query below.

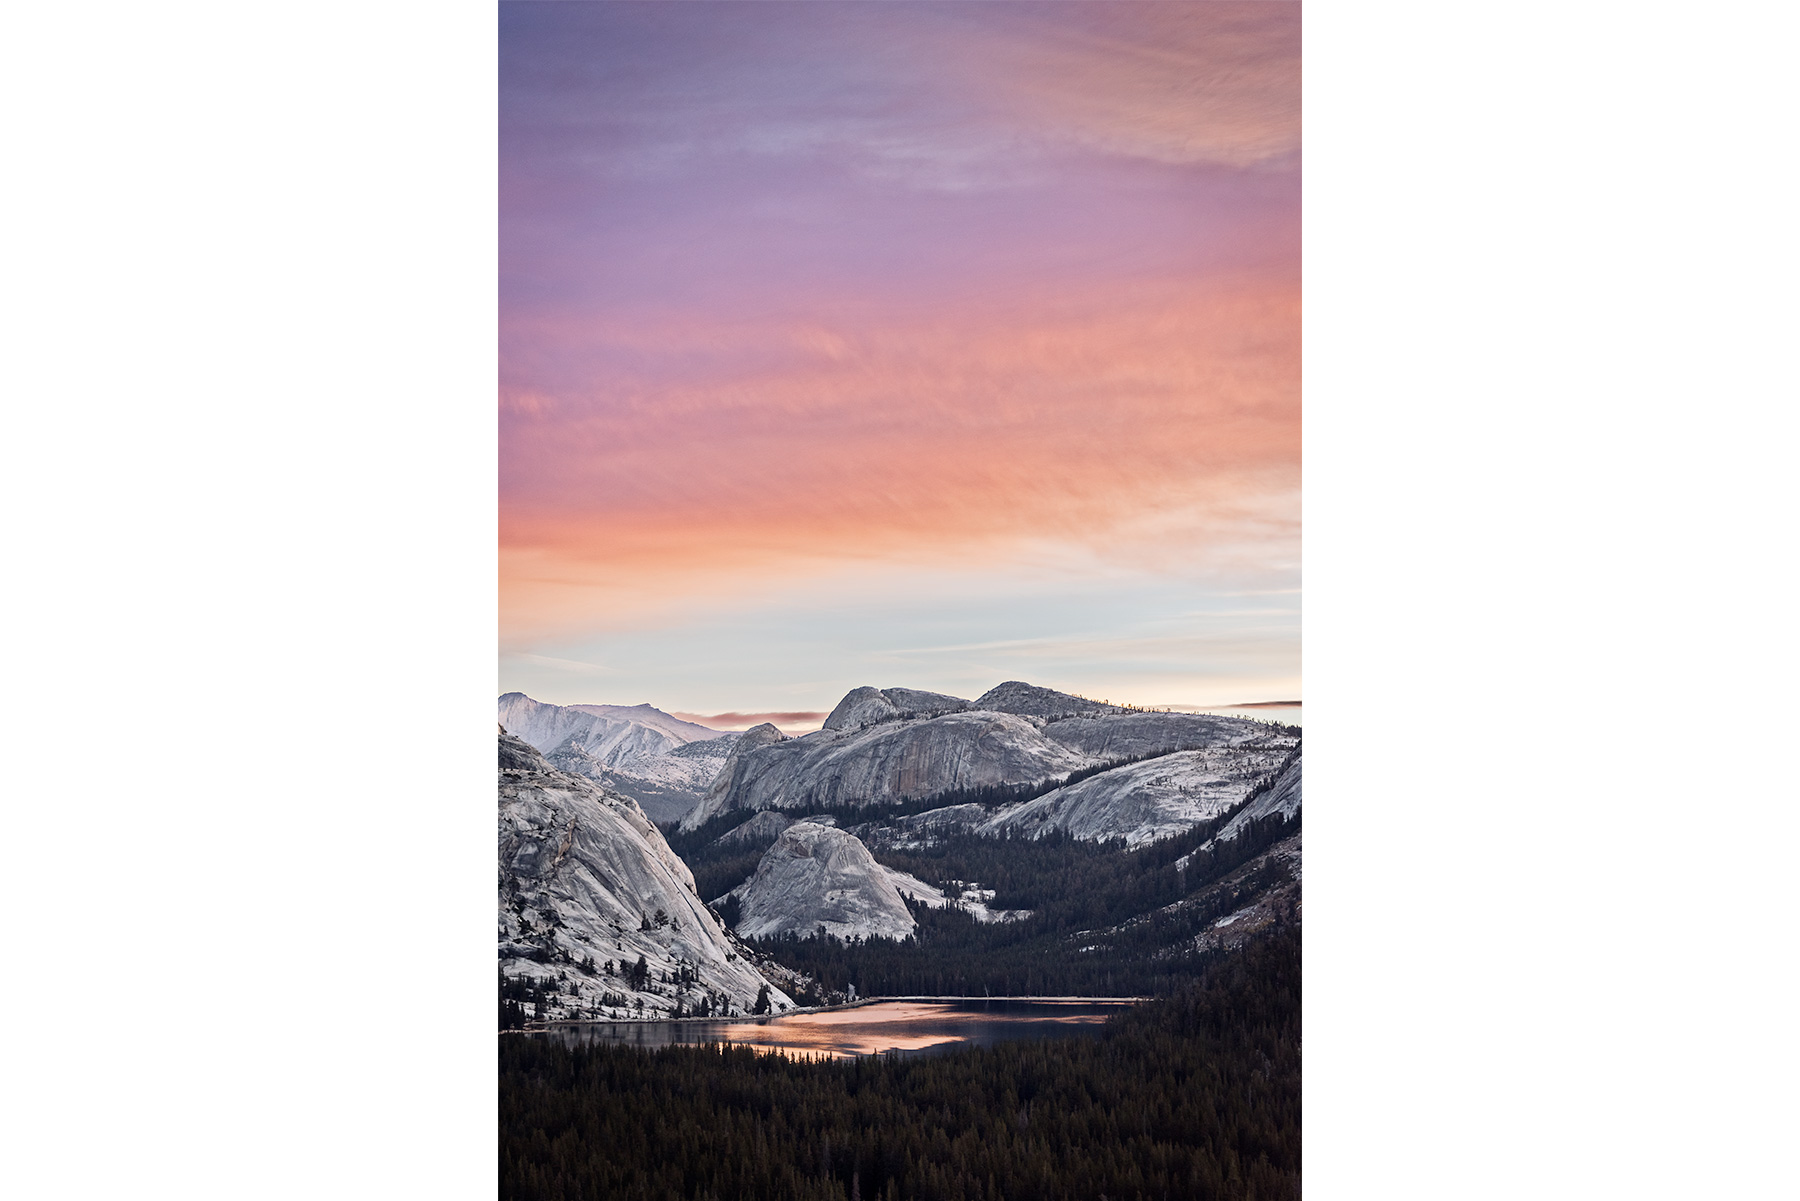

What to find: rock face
left=972, top=681, right=1125, bottom=719
left=499, top=692, right=724, bottom=762
left=822, top=686, right=900, bottom=732
left=708, top=809, right=824, bottom=850
left=680, top=707, right=1090, bottom=831
left=498, top=728, right=792, bottom=1020
left=1038, top=711, right=1259, bottom=759
left=1202, top=752, right=1302, bottom=850
left=591, top=736, right=742, bottom=824
left=681, top=681, right=1296, bottom=847
left=822, top=686, right=971, bottom=732
left=499, top=693, right=737, bottom=824
left=881, top=688, right=971, bottom=718
left=692, top=722, right=791, bottom=823
left=724, top=823, right=918, bottom=942
left=852, top=803, right=993, bottom=851
left=561, top=701, right=733, bottom=744
left=982, top=740, right=1300, bottom=848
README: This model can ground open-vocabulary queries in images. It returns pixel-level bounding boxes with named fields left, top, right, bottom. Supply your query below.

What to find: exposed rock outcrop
left=880, top=687, right=971, bottom=719
left=821, top=686, right=973, bottom=732
left=980, top=741, right=1296, bottom=847
left=498, top=728, right=792, bottom=1020
left=680, top=708, right=1090, bottom=831
left=723, top=823, right=918, bottom=942
left=499, top=693, right=738, bottom=824
left=682, top=681, right=1296, bottom=848
left=852, top=803, right=993, bottom=850
left=1198, top=751, right=1302, bottom=852
left=500, top=692, right=717, bottom=763
left=822, top=686, right=900, bottom=733
left=1038, top=711, right=1262, bottom=759
left=709, top=810, right=814, bottom=849
left=972, top=681, right=1124, bottom=720
left=691, top=722, right=791, bottom=823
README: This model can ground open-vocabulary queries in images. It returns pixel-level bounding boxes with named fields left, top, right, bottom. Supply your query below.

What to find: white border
left=4, top=2, right=1796, bottom=1196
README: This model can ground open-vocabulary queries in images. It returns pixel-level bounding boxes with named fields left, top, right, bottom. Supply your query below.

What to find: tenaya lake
left=533, top=998, right=1140, bottom=1060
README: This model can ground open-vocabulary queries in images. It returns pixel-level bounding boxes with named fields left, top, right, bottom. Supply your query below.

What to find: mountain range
left=499, top=681, right=1301, bottom=1019
left=682, top=681, right=1296, bottom=844
left=498, top=692, right=740, bottom=823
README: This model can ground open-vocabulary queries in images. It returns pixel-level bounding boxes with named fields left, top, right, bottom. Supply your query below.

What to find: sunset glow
left=500, top=2, right=1299, bottom=715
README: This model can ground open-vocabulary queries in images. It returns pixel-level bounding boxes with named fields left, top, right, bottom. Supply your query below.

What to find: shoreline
left=511, top=994, right=1146, bottom=1034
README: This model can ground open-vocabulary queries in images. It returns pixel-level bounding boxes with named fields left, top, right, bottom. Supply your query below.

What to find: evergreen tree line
left=756, top=810, right=1299, bottom=1002
left=671, top=744, right=1300, bottom=911
left=660, top=744, right=1241, bottom=861
left=689, top=848, right=768, bottom=910
left=500, top=927, right=1300, bottom=1201
left=504, top=954, right=750, bottom=1026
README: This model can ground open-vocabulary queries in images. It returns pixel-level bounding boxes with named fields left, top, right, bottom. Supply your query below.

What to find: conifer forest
left=501, top=928, right=1300, bottom=1201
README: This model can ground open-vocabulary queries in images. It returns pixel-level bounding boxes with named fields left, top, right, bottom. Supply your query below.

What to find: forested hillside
left=500, top=928, right=1300, bottom=1201
left=668, top=778, right=1300, bottom=1002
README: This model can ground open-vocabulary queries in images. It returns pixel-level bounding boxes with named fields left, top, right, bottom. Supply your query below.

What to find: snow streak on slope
left=878, top=868, right=1031, bottom=925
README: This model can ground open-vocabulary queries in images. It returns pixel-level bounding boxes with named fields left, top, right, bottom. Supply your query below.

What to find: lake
left=535, top=998, right=1138, bottom=1060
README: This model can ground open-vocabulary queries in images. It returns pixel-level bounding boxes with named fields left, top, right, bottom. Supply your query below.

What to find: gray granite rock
left=725, top=822, right=917, bottom=942
left=981, top=738, right=1297, bottom=848
left=498, top=729, right=792, bottom=1020
left=680, top=707, right=1089, bottom=830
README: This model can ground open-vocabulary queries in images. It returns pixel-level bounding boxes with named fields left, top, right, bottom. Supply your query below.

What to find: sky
left=499, top=1, right=1299, bottom=728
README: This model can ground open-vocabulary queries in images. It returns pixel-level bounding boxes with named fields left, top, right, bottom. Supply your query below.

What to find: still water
left=539, top=998, right=1137, bottom=1060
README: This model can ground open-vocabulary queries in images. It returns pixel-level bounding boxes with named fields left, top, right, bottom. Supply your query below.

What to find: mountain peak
left=729, top=822, right=917, bottom=942
left=822, top=686, right=899, bottom=732
left=973, top=680, right=1121, bottom=718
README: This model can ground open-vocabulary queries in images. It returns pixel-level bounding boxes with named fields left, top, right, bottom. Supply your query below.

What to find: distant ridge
left=672, top=710, right=829, bottom=731
left=679, top=679, right=1298, bottom=842
left=496, top=693, right=739, bottom=823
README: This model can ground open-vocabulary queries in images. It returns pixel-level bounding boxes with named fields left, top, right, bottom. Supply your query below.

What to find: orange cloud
left=501, top=270, right=1297, bottom=643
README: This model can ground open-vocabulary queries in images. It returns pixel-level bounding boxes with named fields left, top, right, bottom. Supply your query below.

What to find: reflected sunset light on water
left=541, top=999, right=1136, bottom=1060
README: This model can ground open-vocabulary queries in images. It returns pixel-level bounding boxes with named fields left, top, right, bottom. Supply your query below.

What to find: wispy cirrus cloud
left=499, top=4, right=1300, bottom=704
left=510, top=653, right=621, bottom=676
left=501, top=272, right=1297, bottom=642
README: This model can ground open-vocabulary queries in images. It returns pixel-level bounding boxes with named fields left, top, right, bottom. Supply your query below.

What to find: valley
left=499, top=681, right=1300, bottom=1024
left=498, top=679, right=1303, bottom=1201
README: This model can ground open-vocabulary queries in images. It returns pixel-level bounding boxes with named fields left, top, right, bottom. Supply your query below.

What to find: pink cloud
left=501, top=272, right=1296, bottom=641
left=499, top=3, right=1300, bottom=646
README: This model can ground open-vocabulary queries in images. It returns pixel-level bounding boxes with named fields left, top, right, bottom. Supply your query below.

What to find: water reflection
left=538, top=998, right=1136, bottom=1060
